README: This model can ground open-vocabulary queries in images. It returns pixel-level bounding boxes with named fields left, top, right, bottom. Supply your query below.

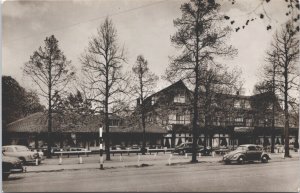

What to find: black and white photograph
left=1, top=0, right=300, bottom=192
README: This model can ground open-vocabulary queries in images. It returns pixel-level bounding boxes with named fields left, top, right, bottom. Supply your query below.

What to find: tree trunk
left=141, top=101, right=146, bottom=154
left=271, top=69, right=276, bottom=153
left=191, top=66, right=199, bottom=163
left=284, top=65, right=290, bottom=157
left=35, top=133, right=39, bottom=149
left=47, top=84, right=52, bottom=158
left=105, top=94, right=110, bottom=161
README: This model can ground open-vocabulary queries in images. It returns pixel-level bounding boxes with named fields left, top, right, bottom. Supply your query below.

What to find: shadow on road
left=3, top=176, right=24, bottom=181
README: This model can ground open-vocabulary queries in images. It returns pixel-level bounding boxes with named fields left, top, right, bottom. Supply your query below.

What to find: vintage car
left=39, top=144, right=61, bottom=155
left=173, top=142, right=212, bottom=155
left=2, top=145, right=42, bottom=165
left=2, top=154, right=24, bottom=180
left=222, top=144, right=271, bottom=164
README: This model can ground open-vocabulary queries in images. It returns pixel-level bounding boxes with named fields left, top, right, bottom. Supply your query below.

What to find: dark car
left=2, top=154, right=24, bottom=180
left=174, top=142, right=212, bottom=155
left=222, top=144, right=271, bottom=164
left=111, top=145, right=126, bottom=150
left=68, top=147, right=86, bottom=151
left=40, top=144, right=61, bottom=155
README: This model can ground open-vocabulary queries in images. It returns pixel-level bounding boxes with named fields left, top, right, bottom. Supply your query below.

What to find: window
left=248, top=146, right=256, bottom=151
left=234, top=100, right=241, bottom=108
left=15, top=146, right=29, bottom=152
left=151, top=96, right=158, bottom=105
left=259, top=119, right=265, bottom=127
left=6, top=147, right=14, bottom=152
left=213, top=117, right=221, bottom=126
left=234, top=118, right=244, bottom=126
left=109, top=119, right=119, bottom=126
left=169, top=112, right=190, bottom=124
left=174, top=91, right=185, bottom=103
left=245, top=119, right=253, bottom=126
left=244, top=100, right=251, bottom=109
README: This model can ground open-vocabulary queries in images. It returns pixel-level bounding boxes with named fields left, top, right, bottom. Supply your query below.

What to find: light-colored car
left=2, top=145, right=42, bottom=165
left=222, top=144, right=271, bottom=164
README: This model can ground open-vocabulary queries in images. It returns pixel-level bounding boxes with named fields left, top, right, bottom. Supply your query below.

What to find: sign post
left=99, top=127, right=104, bottom=170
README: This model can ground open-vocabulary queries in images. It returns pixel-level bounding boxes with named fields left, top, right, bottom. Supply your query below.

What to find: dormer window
left=244, top=100, right=251, bottom=109
left=234, top=100, right=241, bottom=108
left=174, top=91, right=185, bottom=103
left=151, top=96, right=158, bottom=105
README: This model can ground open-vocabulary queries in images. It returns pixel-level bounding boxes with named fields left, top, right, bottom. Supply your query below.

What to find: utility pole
left=99, top=126, right=104, bottom=170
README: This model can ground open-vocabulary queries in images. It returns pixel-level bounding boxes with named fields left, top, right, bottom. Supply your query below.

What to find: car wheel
left=224, top=160, right=231, bottom=165
left=261, top=155, right=268, bottom=163
left=180, top=150, right=185, bottom=155
left=238, top=156, right=245, bottom=164
left=19, top=157, right=26, bottom=165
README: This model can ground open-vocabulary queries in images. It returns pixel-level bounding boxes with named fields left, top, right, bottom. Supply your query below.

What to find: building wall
left=143, top=81, right=299, bottom=148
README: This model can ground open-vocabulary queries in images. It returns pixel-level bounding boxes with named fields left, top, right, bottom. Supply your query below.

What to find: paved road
left=3, top=159, right=300, bottom=192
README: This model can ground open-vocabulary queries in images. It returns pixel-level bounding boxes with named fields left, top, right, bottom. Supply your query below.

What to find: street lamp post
left=99, top=127, right=104, bottom=170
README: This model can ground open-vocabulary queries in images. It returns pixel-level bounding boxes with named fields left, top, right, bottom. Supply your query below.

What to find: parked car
left=2, top=145, right=42, bottom=165
left=2, top=154, right=24, bottom=180
left=40, top=144, right=61, bottom=155
left=111, top=145, right=126, bottom=150
left=173, top=142, right=212, bottom=155
left=130, top=144, right=141, bottom=150
left=214, top=146, right=231, bottom=155
left=68, top=147, right=86, bottom=151
left=222, top=144, right=271, bottom=164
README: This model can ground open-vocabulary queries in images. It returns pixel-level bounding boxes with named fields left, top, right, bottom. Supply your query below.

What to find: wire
left=7, top=0, right=171, bottom=43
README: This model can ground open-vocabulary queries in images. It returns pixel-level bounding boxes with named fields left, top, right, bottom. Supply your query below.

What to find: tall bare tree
left=131, top=55, right=159, bottom=154
left=24, top=35, right=75, bottom=157
left=200, top=64, right=242, bottom=148
left=270, top=23, right=299, bottom=157
left=255, top=47, right=282, bottom=153
left=165, top=0, right=237, bottom=163
left=81, top=17, right=127, bottom=160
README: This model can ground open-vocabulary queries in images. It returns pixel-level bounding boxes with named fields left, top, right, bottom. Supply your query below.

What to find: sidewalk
left=25, top=151, right=300, bottom=173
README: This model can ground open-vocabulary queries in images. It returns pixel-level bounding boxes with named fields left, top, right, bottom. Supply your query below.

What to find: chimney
left=136, top=98, right=140, bottom=106
left=236, top=91, right=239, bottom=95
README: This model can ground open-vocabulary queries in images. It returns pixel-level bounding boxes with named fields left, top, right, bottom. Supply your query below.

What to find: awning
left=234, top=127, right=254, bottom=133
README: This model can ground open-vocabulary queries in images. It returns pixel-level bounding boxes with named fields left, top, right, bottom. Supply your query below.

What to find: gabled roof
left=145, top=80, right=191, bottom=101
left=6, top=111, right=166, bottom=134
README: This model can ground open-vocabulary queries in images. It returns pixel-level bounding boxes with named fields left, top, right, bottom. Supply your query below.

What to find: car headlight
left=232, top=154, right=238, bottom=159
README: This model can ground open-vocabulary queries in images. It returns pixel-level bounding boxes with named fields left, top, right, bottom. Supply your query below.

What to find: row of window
left=145, top=114, right=285, bottom=127
left=150, top=94, right=256, bottom=110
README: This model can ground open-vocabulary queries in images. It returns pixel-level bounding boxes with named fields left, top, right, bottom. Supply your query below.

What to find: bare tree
left=224, top=0, right=300, bottom=32
left=200, top=64, right=242, bottom=148
left=270, top=23, right=299, bottom=157
left=165, top=0, right=237, bottom=163
left=23, top=35, right=75, bottom=158
left=131, top=55, right=159, bottom=154
left=81, top=17, right=127, bottom=161
left=254, top=46, right=282, bottom=153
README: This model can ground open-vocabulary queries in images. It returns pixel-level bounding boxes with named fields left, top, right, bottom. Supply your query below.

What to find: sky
left=2, top=0, right=292, bottom=101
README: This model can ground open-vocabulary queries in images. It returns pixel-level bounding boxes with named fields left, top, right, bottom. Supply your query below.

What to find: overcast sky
left=2, top=0, right=291, bottom=98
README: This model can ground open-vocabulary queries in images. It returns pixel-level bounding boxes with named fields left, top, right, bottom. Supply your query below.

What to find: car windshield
left=177, top=143, right=185, bottom=148
left=15, top=146, right=29, bottom=152
left=236, top=146, right=248, bottom=151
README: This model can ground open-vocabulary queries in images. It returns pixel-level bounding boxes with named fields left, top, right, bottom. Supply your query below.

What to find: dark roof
left=145, top=80, right=190, bottom=100
left=6, top=112, right=166, bottom=134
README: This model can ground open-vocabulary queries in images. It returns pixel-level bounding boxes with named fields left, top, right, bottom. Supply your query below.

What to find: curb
left=24, top=155, right=299, bottom=174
